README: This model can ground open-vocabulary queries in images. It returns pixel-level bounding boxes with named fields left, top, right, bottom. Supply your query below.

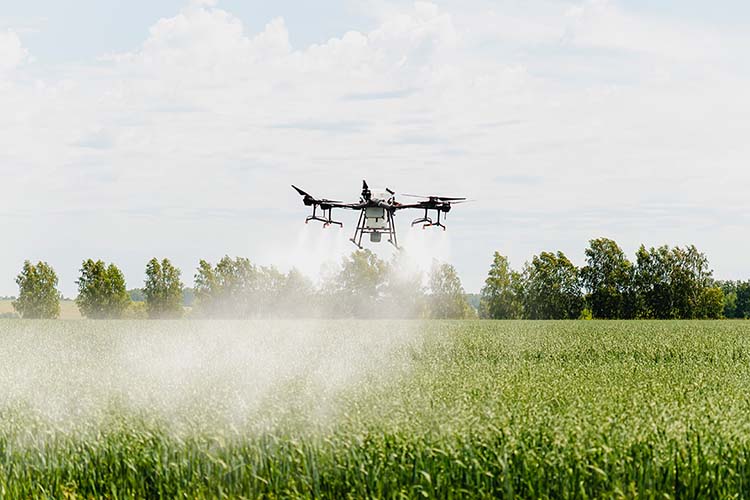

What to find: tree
left=323, top=250, right=388, bottom=318
left=255, top=266, right=288, bottom=318
left=736, top=281, right=750, bottom=318
left=718, top=280, right=750, bottom=318
left=427, top=261, right=473, bottom=319
left=144, top=258, right=184, bottom=319
left=633, top=245, right=714, bottom=319
left=521, top=251, right=583, bottom=320
left=695, top=287, right=724, bottom=319
left=633, top=245, right=673, bottom=318
left=670, top=245, right=713, bottom=318
left=382, top=251, right=426, bottom=319
left=194, top=256, right=258, bottom=318
left=479, top=252, right=522, bottom=319
left=13, top=261, right=61, bottom=319
left=275, top=268, right=316, bottom=318
left=580, top=238, right=635, bottom=319
left=75, top=259, right=131, bottom=319
left=722, top=286, right=738, bottom=318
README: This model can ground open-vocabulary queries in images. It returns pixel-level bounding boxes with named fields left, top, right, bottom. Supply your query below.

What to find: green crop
left=1, top=320, right=750, bottom=498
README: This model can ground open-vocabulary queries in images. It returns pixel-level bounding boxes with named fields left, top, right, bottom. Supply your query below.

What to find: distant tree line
left=191, top=251, right=473, bottom=319
left=7, top=239, right=747, bottom=320
left=480, top=238, right=728, bottom=320
left=7, top=251, right=473, bottom=320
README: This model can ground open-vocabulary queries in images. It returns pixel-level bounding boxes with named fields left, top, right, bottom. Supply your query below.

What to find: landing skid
left=411, top=208, right=447, bottom=230
left=306, top=205, right=342, bottom=228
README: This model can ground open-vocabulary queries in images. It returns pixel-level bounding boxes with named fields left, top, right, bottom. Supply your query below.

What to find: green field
left=1, top=320, right=750, bottom=498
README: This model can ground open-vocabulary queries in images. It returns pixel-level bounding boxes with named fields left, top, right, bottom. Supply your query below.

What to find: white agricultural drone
left=292, top=180, right=467, bottom=249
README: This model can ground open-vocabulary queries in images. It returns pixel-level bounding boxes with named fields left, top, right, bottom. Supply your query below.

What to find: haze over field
left=1, top=0, right=749, bottom=296
left=3, top=320, right=750, bottom=497
left=0, top=321, right=420, bottom=433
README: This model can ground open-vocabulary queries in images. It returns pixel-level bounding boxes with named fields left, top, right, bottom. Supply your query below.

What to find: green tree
left=479, top=252, right=522, bottom=319
left=718, top=281, right=738, bottom=318
left=323, top=250, right=388, bottom=318
left=255, top=266, right=287, bottom=318
left=671, top=245, right=714, bottom=318
left=75, top=259, right=131, bottom=319
left=736, top=281, right=750, bottom=318
left=427, top=261, right=473, bottom=319
left=194, top=256, right=258, bottom=318
left=13, top=261, right=61, bottom=319
left=695, top=286, right=724, bottom=319
left=634, top=245, right=714, bottom=319
left=144, top=258, right=184, bottom=319
left=580, top=238, right=635, bottom=319
left=521, top=251, right=583, bottom=320
left=633, top=245, right=673, bottom=318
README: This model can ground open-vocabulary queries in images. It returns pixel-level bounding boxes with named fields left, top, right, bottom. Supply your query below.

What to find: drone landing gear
left=350, top=208, right=399, bottom=249
left=306, top=205, right=342, bottom=228
left=411, top=209, right=446, bottom=231
left=411, top=208, right=432, bottom=227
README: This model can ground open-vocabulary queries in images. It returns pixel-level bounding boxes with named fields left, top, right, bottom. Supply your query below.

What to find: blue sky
left=0, top=0, right=749, bottom=297
left=5, top=0, right=749, bottom=63
left=2, top=0, right=373, bottom=62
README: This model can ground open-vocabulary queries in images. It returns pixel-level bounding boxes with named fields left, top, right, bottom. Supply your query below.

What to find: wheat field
left=0, top=319, right=749, bottom=498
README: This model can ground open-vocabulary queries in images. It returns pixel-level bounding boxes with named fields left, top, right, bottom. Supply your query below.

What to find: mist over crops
left=0, top=321, right=421, bottom=437
left=4, top=320, right=750, bottom=498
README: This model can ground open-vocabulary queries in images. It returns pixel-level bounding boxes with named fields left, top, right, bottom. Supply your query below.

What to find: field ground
left=1, top=319, right=750, bottom=498
left=0, top=299, right=82, bottom=319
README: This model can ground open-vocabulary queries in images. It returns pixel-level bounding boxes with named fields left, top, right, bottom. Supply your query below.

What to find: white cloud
left=561, top=0, right=719, bottom=62
left=0, top=1, right=749, bottom=296
left=0, top=30, right=28, bottom=72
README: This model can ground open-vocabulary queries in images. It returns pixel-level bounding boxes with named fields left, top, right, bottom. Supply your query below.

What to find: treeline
left=8, top=251, right=473, bottom=319
left=480, top=238, right=735, bottom=320
left=7, top=238, right=748, bottom=321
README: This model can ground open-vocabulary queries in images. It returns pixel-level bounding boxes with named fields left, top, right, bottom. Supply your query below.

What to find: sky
left=0, top=0, right=749, bottom=297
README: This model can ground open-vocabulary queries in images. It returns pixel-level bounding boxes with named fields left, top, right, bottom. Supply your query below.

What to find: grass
left=0, top=299, right=82, bottom=319
left=1, top=320, right=750, bottom=498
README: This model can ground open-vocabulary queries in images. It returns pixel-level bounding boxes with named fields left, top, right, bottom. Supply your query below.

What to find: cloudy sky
left=1, top=0, right=748, bottom=297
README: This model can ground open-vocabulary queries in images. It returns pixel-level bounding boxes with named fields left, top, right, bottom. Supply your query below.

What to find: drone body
left=292, top=180, right=466, bottom=249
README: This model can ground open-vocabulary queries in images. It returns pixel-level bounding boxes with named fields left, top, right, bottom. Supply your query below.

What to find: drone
left=292, top=180, right=467, bottom=249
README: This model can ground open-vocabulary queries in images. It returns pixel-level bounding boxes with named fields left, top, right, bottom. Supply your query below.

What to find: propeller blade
left=362, top=179, right=369, bottom=190
left=401, top=193, right=466, bottom=201
left=386, top=187, right=395, bottom=195
left=292, top=185, right=311, bottom=198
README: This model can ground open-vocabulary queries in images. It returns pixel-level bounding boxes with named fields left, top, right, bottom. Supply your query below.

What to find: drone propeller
left=292, top=184, right=341, bottom=205
left=292, top=185, right=311, bottom=198
left=291, top=185, right=341, bottom=203
left=400, top=193, right=467, bottom=202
